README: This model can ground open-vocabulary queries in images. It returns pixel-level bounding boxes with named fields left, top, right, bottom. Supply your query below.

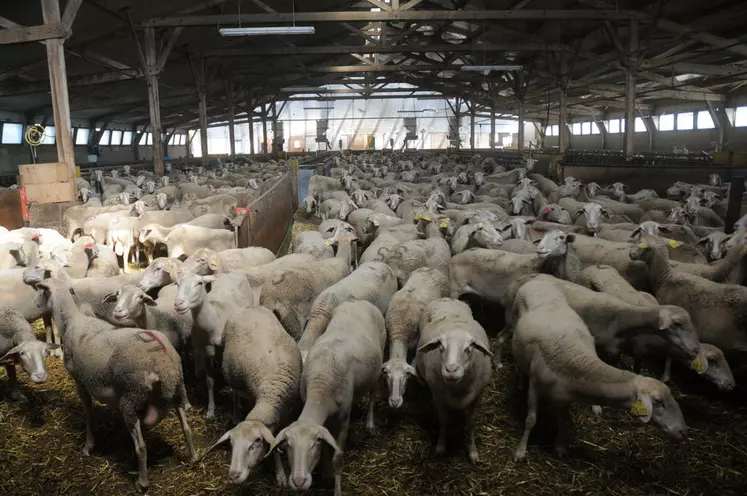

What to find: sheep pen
left=1, top=214, right=746, bottom=496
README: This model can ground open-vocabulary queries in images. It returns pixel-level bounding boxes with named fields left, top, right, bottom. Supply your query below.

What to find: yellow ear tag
left=691, top=355, right=706, bottom=374
left=637, top=242, right=647, bottom=249
left=208, top=256, right=218, bottom=269
left=324, top=241, right=331, bottom=246
left=422, top=215, right=431, bottom=222
left=668, top=239, right=682, bottom=248
left=440, top=221, right=449, bottom=228
left=630, top=399, right=649, bottom=417
left=413, top=212, right=421, bottom=220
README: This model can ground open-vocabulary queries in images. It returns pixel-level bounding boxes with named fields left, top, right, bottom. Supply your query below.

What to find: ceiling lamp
left=219, top=26, right=315, bottom=36
left=461, top=65, right=523, bottom=72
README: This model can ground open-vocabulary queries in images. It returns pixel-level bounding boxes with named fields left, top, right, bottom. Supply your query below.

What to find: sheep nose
left=291, top=474, right=309, bottom=489
left=228, top=470, right=242, bottom=484
left=389, top=396, right=403, bottom=409
left=445, top=363, right=459, bottom=373
left=33, top=372, right=48, bottom=383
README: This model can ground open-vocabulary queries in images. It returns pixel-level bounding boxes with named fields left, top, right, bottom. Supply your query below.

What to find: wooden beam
left=141, top=10, right=647, bottom=27
left=639, top=61, right=747, bottom=78
left=623, top=19, right=637, bottom=158
left=61, top=0, right=83, bottom=33
left=41, top=0, right=75, bottom=177
left=223, top=70, right=236, bottom=156
left=157, top=27, right=183, bottom=74
left=0, top=23, right=65, bottom=45
left=245, top=88, right=255, bottom=155
left=144, top=27, right=165, bottom=176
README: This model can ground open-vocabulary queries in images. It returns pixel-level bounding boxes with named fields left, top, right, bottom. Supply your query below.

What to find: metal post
left=41, top=0, right=75, bottom=177
left=490, top=108, right=495, bottom=149
left=196, top=58, right=209, bottom=163
left=245, top=88, right=255, bottom=155
left=455, top=98, right=461, bottom=151
left=624, top=19, right=638, bottom=157
left=707, top=101, right=725, bottom=153
left=272, top=99, right=278, bottom=154
left=224, top=72, right=236, bottom=156
left=144, top=27, right=164, bottom=176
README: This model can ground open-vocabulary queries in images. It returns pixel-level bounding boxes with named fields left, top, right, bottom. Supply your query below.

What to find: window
left=144, top=133, right=153, bottom=145
left=111, top=130, right=122, bottom=145
left=677, top=112, right=694, bottom=130
left=1, top=123, right=23, bottom=144
left=41, top=126, right=56, bottom=145
left=99, top=130, right=111, bottom=145
left=735, top=106, right=747, bottom=127
left=572, top=122, right=582, bottom=135
left=659, top=113, right=675, bottom=131
left=122, top=131, right=133, bottom=145
left=697, top=111, right=715, bottom=129
left=75, top=128, right=90, bottom=145
left=635, top=117, right=647, bottom=132
left=581, top=122, right=591, bottom=135
left=169, top=134, right=177, bottom=145
left=607, top=119, right=621, bottom=133
left=178, top=134, right=186, bottom=145
left=591, top=122, right=600, bottom=134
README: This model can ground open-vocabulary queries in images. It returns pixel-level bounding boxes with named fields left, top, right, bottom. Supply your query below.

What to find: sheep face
left=209, top=421, right=275, bottom=484
left=174, top=273, right=214, bottom=314
left=338, top=199, right=358, bottom=221
left=181, top=248, right=219, bottom=276
left=656, top=306, right=700, bottom=361
left=270, top=421, right=342, bottom=491
left=472, top=223, right=503, bottom=248
left=418, top=329, right=492, bottom=383
left=78, top=187, right=91, bottom=203
left=507, top=218, right=527, bottom=241
left=541, top=205, right=572, bottom=225
left=668, top=207, right=692, bottom=225
left=697, top=344, right=735, bottom=392
left=138, top=258, right=179, bottom=292
left=382, top=359, right=417, bottom=409
left=573, top=203, right=609, bottom=234
left=161, top=176, right=170, bottom=187
left=0, top=340, right=57, bottom=384
left=144, top=181, right=156, bottom=194
left=509, top=194, right=531, bottom=215
left=699, top=232, right=729, bottom=261
left=351, top=189, right=368, bottom=205
left=535, top=230, right=575, bottom=259
left=608, top=182, right=628, bottom=201
left=106, top=286, right=155, bottom=322
left=23, top=260, right=52, bottom=285
left=302, top=196, right=316, bottom=214
left=473, top=172, right=485, bottom=186
left=585, top=182, right=602, bottom=198
left=123, top=165, right=131, bottom=176
left=110, top=170, right=119, bottom=179
left=709, top=174, right=722, bottom=187
left=156, top=193, right=169, bottom=210
left=384, top=194, right=403, bottom=211
left=631, top=377, right=687, bottom=441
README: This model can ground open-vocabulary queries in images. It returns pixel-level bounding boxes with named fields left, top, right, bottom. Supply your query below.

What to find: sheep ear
left=602, top=209, right=612, bottom=219
left=630, top=396, right=653, bottom=423
left=469, top=339, right=494, bottom=357
left=257, top=423, right=275, bottom=446
left=572, top=209, right=584, bottom=221
left=417, top=337, right=442, bottom=354
left=102, top=292, right=119, bottom=303
left=266, top=427, right=288, bottom=456
left=0, top=346, right=21, bottom=365
left=203, top=430, right=231, bottom=456
left=658, top=225, right=672, bottom=234
left=565, top=234, right=576, bottom=243
left=629, top=227, right=642, bottom=239
left=318, top=426, right=342, bottom=454
left=142, top=294, right=157, bottom=306
left=695, top=237, right=708, bottom=247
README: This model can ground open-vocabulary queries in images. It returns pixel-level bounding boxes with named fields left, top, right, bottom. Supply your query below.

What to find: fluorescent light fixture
left=304, top=107, right=334, bottom=110
left=281, top=86, right=325, bottom=92
left=219, top=26, right=315, bottom=36
left=461, top=65, right=523, bottom=72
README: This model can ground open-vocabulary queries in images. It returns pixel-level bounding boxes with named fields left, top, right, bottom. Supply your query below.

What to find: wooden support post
left=455, top=98, right=461, bottom=151
left=558, top=54, right=568, bottom=154
left=144, top=27, right=164, bottom=176
left=261, top=93, right=268, bottom=154
left=131, top=124, right=142, bottom=161
left=272, top=98, right=278, bottom=154
left=236, top=190, right=251, bottom=248
left=623, top=19, right=638, bottom=158
left=707, top=101, right=726, bottom=152
left=517, top=100, right=525, bottom=151
left=245, top=88, right=255, bottom=155
left=725, top=177, right=744, bottom=234
left=195, top=57, right=209, bottom=163
left=41, top=0, right=75, bottom=178
left=223, top=71, right=236, bottom=156
left=470, top=100, right=476, bottom=150
left=594, top=117, right=608, bottom=149
left=490, top=108, right=495, bottom=149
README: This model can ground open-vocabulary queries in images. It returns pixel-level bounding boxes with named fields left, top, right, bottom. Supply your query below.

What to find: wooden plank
left=24, top=181, right=76, bottom=204
left=0, top=23, right=65, bottom=45
left=19, top=163, right=70, bottom=184
left=61, top=0, right=84, bottom=33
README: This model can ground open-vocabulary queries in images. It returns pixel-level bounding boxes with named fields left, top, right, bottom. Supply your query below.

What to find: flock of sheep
left=0, top=151, right=744, bottom=495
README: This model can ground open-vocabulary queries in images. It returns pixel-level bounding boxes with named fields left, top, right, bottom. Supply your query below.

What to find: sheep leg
left=5, top=365, right=27, bottom=402
left=365, top=391, right=376, bottom=432
left=332, top=414, right=349, bottom=496
left=435, top=403, right=449, bottom=456
left=466, top=401, right=480, bottom=464
left=274, top=450, right=287, bottom=487
left=75, top=381, right=96, bottom=456
left=514, top=378, right=538, bottom=462
left=205, top=371, right=216, bottom=420
left=494, top=326, right=510, bottom=369
left=232, top=391, right=241, bottom=423
left=661, top=357, right=672, bottom=383
left=554, top=407, right=572, bottom=458
left=124, top=415, right=149, bottom=491
left=175, top=405, right=199, bottom=462
left=179, top=381, right=192, bottom=411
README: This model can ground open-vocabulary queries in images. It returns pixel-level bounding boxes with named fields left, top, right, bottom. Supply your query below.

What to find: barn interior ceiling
left=0, top=0, right=746, bottom=130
